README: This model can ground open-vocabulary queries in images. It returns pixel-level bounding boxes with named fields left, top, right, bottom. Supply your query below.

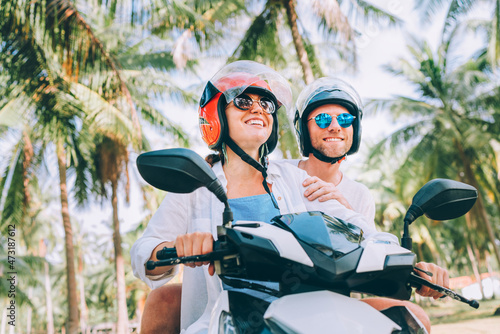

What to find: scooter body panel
left=208, top=290, right=402, bottom=334
left=264, top=291, right=401, bottom=334
left=356, top=240, right=413, bottom=273
left=233, top=222, right=314, bottom=267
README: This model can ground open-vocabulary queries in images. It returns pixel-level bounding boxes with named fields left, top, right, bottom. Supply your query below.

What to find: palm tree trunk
left=488, top=0, right=500, bottom=65
left=44, top=260, right=55, bottom=334
left=284, top=0, right=314, bottom=84
left=56, top=142, right=80, bottom=334
left=112, top=179, right=129, bottom=334
left=78, top=247, right=88, bottom=334
left=456, top=143, right=500, bottom=268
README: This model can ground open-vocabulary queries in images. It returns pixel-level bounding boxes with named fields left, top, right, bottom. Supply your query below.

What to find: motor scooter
left=137, top=148, right=480, bottom=334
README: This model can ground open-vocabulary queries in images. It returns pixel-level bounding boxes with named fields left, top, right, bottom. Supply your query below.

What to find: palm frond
left=345, top=0, right=403, bottom=26
left=123, top=68, right=199, bottom=105
left=1, top=0, right=142, bottom=138
left=441, top=0, right=477, bottom=40
left=70, top=82, right=138, bottom=144
left=0, top=142, right=25, bottom=229
left=301, top=34, right=326, bottom=78
left=230, top=3, right=286, bottom=68
left=0, top=95, right=30, bottom=129
left=137, top=103, right=190, bottom=147
left=311, top=0, right=354, bottom=43
left=416, top=0, right=449, bottom=24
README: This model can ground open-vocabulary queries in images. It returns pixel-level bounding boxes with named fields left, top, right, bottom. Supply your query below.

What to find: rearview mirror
left=401, top=178, right=477, bottom=250
left=136, top=148, right=228, bottom=204
left=406, top=178, right=477, bottom=223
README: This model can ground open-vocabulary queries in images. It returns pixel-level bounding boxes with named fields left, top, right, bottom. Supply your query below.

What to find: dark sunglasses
left=232, top=94, right=276, bottom=114
left=307, top=112, right=356, bottom=129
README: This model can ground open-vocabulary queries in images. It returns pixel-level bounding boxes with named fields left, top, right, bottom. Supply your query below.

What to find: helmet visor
left=209, top=60, right=292, bottom=114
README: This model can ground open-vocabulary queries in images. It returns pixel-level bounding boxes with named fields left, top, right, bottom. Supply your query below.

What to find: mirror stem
left=401, top=219, right=412, bottom=250
left=401, top=204, right=423, bottom=250
left=223, top=203, right=233, bottom=228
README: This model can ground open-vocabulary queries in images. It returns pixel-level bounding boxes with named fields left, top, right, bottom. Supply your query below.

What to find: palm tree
left=362, top=147, right=488, bottom=298
left=79, top=13, right=199, bottom=331
left=366, top=33, right=500, bottom=273
left=141, top=1, right=403, bottom=157
left=230, top=1, right=400, bottom=83
left=225, top=0, right=401, bottom=157
left=2, top=1, right=196, bottom=332
left=0, top=115, right=62, bottom=331
left=90, top=136, right=131, bottom=333
left=1, top=1, right=132, bottom=330
left=418, top=0, right=500, bottom=66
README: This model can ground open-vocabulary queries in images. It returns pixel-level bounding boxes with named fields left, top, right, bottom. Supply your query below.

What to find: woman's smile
left=245, top=118, right=265, bottom=127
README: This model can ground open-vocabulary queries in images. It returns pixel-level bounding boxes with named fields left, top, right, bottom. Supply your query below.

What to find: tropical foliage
left=0, top=0, right=499, bottom=332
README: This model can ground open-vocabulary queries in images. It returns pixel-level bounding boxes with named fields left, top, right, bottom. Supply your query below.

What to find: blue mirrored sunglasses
left=307, top=112, right=356, bottom=129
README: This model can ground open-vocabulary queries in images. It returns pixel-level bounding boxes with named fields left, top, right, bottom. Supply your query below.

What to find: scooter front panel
left=263, top=291, right=401, bottom=334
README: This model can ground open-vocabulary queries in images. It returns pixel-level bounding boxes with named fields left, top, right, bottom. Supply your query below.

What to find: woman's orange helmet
left=198, top=61, right=292, bottom=154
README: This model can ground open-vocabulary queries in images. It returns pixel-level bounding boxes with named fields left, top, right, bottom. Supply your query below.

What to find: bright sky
left=72, top=0, right=490, bottom=249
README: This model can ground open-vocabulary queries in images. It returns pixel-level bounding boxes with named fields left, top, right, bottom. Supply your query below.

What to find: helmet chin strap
left=312, top=148, right=346, bottom=164
left=224, top=139, right=279, bottom=210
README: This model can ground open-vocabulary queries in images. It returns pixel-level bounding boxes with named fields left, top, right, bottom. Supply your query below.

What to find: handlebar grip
left=146, top=252, right=220, bottom=270
left=157, top=247, right=178, bottom=260
left=145, top=241, right=235, bottom=270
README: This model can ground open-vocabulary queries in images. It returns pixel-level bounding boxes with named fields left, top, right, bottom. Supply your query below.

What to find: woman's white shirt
left=130, top=160, right=396, bottom=333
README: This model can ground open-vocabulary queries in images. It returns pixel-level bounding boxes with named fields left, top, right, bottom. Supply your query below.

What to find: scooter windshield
left=272, top=211, right=363, bottom=259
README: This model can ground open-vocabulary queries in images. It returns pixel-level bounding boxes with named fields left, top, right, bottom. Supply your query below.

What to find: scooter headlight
left=219, top=311, right=238, bottom=334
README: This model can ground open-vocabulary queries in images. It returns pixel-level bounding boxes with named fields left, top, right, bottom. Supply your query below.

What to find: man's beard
left=312, top=139, right=352, bottom=158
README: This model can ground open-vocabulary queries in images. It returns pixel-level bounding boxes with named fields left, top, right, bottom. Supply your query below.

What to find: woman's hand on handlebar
left=415, top=262, right=450, bottom=299
left=175, top=232, right=216, bottom=276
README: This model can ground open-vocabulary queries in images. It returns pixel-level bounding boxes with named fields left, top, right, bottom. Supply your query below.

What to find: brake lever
left=409, top=272, right=479, bottom=309
left=414, top=266, right=433, bottom=277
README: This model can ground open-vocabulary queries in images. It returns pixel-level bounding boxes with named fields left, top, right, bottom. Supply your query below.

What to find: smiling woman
left=131, top=60, right=380, bottom=334
left=197, top=61, right=293, bottom=205
left=225, top=92, right=274, bottom=159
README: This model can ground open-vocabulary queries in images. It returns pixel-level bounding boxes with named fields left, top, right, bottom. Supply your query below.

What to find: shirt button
left=278, top=197, right=282, bottom=201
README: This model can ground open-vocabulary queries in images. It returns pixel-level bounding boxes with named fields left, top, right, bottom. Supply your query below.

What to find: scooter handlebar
left=146, top=241, right=480, bottom=310
left=145, top=244, right=234, bottom=271
left=146, top=252, right=216, bottom=270
left=409, top=272, right=479, bottom=309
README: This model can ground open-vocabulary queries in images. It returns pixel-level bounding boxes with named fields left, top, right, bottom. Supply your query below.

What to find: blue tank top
left=228, top=193, right=280, bottom=223
left=224, top=193, right=281, bottom=299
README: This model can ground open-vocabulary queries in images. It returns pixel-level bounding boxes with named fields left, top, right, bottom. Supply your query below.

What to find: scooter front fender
left=208, top=290, right=402, bottom=334
left=264, top=291, right=401, bottom=334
